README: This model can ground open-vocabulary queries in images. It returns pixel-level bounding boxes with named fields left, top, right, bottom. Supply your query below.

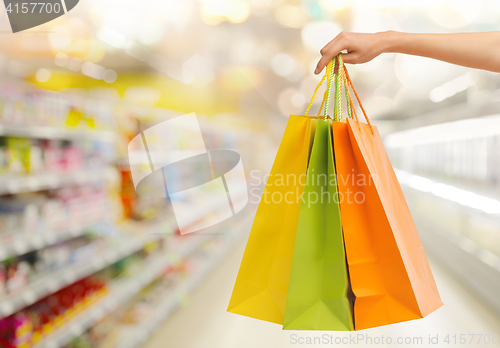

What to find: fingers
left=315, top=35, right=348, bottom=74
left=314, top=39, right=338, bottom=74
left=342, top=52, right=359, bottom=64
left=315, top=54, right=334, bottom=75
left=315, top=45, right=352, bottom=74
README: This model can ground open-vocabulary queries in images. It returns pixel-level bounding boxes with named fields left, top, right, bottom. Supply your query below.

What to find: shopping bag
left=227, top=114, right=317, bottom=324
left=332, top=60, right=443, bottom=330
left=227, top=61, right=342, bottom=324
left=282, top=118, right=354, bottom=331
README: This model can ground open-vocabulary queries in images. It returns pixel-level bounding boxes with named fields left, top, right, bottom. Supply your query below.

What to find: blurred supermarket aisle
left=143, top=237, right=500, bottom=348
left=1, top=0, right=500, bottom=347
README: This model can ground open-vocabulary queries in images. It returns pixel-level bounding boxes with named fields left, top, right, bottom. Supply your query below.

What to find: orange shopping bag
left=332, top=57, right=443, bottom=330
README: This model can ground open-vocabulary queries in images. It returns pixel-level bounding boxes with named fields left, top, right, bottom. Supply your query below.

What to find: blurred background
left=0, top=0, right=499, bottom=347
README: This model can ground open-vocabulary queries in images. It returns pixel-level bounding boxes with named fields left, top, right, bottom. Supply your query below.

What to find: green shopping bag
left=282, top=118, right=354, bottom=331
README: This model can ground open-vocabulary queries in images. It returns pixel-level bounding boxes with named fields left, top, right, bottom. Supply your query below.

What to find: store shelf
left=0, top=211, right=109, bottom=262
left=31, top=233, right=214, bottom=348
left=0, top=192, right=248, bottom=320
left=117, top=219, right=249, bottom=348
left=0, top=232, right=161, bottom=319
left=395, top=169, right=500, bottom=218
left=396, top=169, right=500, bottom=316
left=0, top=168, right=115, bottom=195
left=0, top=125, right=116, bottom=142
left=30, top=210, right=251, bottom=348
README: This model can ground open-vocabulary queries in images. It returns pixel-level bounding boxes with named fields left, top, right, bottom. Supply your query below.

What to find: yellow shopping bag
left=227, top=114, right=317, bottom=324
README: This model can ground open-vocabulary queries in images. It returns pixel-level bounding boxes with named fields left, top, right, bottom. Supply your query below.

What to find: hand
left=315, top=31, right=500, bottom=75
left=315, top=31, right=389, bottom=75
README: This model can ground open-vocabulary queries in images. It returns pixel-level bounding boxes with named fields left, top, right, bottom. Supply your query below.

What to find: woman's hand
left=315, top=32, right=389, bottom=75
left=314, top=31, right=500, bottom=74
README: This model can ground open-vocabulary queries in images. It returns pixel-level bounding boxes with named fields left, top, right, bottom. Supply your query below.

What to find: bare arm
left=315, top=31, right=500, bottom=74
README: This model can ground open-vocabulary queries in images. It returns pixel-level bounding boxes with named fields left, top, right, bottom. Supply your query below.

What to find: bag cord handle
left=325, top=56, right=337, bottom=120
left=343, top=64, right=373, bottom=133
left=304, top=54, right=373, bottom=133
left=303, top=60, right=333, bottom=118
left=303, top=55, right=345, bottom=121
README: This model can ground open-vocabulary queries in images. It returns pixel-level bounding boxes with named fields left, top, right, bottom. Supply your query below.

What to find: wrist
left=377, top=30, right=401, bottom=54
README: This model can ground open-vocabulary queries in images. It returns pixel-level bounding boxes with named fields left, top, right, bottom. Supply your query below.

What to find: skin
left=315, top=31, right=500, bottom=74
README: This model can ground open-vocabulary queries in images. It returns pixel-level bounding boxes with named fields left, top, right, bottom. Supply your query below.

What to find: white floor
left=143, top=241, right=500, bottom=348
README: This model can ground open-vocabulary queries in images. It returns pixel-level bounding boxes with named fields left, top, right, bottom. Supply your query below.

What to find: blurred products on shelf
left=0, top=84, right=115, bottom=132
left=0, top=66, right=257, bottom=348
left=0, top=276, right=108, bottom=348
left=0, top=136, right=111, bottom=175
left=0, top=186, right=109, bottom=240
left=386, top=115, right=500, bottom=187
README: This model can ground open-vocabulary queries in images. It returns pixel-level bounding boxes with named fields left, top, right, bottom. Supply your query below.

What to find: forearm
left=382, top=31, right=500, bottom=72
